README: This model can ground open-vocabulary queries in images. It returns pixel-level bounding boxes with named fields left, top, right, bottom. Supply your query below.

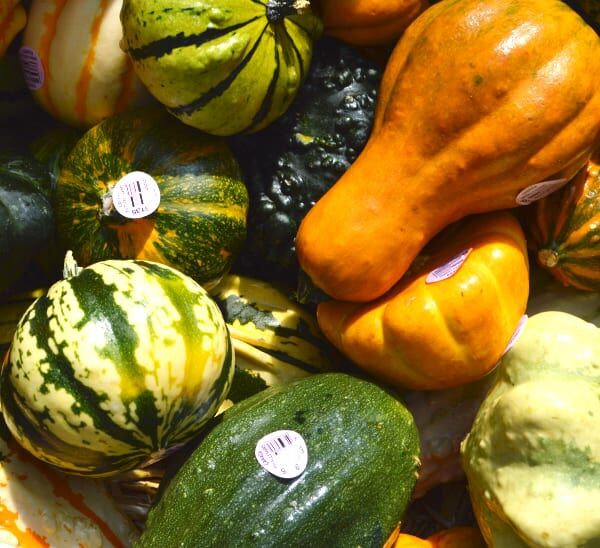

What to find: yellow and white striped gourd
left=22, top=0, right=148, bottom=127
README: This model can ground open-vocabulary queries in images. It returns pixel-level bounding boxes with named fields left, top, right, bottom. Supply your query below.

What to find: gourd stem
left=266, top=0, right=310, bottom=23
left=63, top=250, right=83, bottom=279
left=100, top=189, right=128, bottom=223
left=538, top=248, right=560, bottom=268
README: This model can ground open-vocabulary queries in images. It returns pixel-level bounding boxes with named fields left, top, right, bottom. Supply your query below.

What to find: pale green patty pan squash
left=461, top=311, right=600, bottom=547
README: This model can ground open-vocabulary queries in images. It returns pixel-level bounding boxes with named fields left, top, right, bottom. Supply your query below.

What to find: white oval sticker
left=19, top=46, right=45, bottom=90
left=501, top=314, right=528, bottom=356
left=426, top=248, right=472, bottom=284
left=112, top=171, right=161, bottom=219
left=515, top=178, right=569, bottom=206
left=255, top=430, right=308, bottom=479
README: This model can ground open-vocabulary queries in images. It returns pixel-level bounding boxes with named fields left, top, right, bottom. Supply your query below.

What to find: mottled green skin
left=0, top=154, right=54, bottom=291
left=138, top=373, right=420, bottom=548
left=1, top=259, right=234, bottom=476
left=120, top=0, right=322, bottom=136
left=55, top=109, right=248, bottom=289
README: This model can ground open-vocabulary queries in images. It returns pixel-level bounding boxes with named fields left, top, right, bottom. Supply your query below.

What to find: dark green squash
left=137, top=372, right=420, bottom=547
left=120, top=0, right=322, bottom=136
left=0, top=154, right=54, bottom=293
left=230, top=37, right=381, bottom=289
left=55, top=108, right=249, bottom=290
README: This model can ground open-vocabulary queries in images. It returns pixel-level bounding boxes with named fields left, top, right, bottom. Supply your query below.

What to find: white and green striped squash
left=22, top=0, right=149, bottom=127
left=0, top=257, right=234, bottom=477
left=120, top=0, right=322, bottom=136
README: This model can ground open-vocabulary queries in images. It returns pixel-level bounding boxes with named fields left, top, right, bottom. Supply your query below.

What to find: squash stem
left=62, top=250, right=83, bottom=279
left=538, top=248, right=560, bottom=268
left=266, top=0, right=310, bottom=22
left=100, top=188, right=128, bottom=224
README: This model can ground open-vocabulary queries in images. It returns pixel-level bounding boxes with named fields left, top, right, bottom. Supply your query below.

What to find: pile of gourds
left=1, top=0, right=600, bottom=546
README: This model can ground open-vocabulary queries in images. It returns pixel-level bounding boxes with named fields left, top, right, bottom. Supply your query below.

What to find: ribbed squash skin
left=296, top=0, right=600, bottom=302
left=313, top=0, right=428, bottom=46
left=527, top=156, right=600, bottom=291
left=138, top=373, right=420, bottom=548
left=0, top=1, right=25, bottom=58
left=1, top=259, right=234, bottom=477
left=0, top=417, right=138, bottom=547
left=120, top=0, right=322, bottom=136
left=23, top=0, right=148, bottom=127
left=55, top=108, right=248, bottom=290
left=317, top=212, right=529, bottom=390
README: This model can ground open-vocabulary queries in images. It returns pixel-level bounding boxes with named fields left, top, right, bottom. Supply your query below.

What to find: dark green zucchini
left=138, top=372, right=420, bottom=548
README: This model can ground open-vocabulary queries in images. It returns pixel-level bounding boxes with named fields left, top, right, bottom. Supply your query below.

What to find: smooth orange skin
left=297, top=0, right=600, bottom=302
left=0, top=1, right=25, bottom=57
left=317, top=212, right=529, bottom=390
left=312, top=0, right=428, bottom=47
left=390, top=527, right=486, bottom=548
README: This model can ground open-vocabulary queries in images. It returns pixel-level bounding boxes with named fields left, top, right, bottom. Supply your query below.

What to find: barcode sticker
left=19, top=47, right=45, bottom=90
left=516, top=178, right=569, bottom=205
left=112, top=171, right=161, bottom=219
left=255, top=430, right=308, bottom=479
left=426, top=248, right=472, bottom=284
left=501, top=314, right=528, bottom=356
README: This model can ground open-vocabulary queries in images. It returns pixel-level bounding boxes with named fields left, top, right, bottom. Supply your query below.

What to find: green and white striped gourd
left=0, top=255, right=233, bottom=477
left=120, top=0, right=322, bottom=136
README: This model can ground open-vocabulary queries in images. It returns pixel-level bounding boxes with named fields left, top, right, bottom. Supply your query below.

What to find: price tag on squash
left=112, top=171, right=161, bottom=219
left=255, top=430, right=308, bottom=479
left=426, top=248, right=472, bottom=284
left=501, top=314, right=528, bottom=356
left=515, top=178, right=569, bottom=206
left=19, top=46, right=45, bottom=90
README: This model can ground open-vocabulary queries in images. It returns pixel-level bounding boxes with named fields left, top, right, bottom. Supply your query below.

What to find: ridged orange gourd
left=296, top=0, right=600, bottom=302
left=527, top=154, right=600, bottom=291
left=21, top=0, right=148, bottom=127
left=0, top=1, right=25, bottom=57
left=317, top=212, right=529, bottom=390
left=312, top=0, right=428, bottom=47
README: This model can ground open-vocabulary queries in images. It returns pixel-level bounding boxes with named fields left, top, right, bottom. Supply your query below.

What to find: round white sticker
left=425, top=248, right=472, bottom=284
left=255, top=430, right=308, bottom=479
left=501, top=314, right=528, bottom=356
left=112, top=171, right=161, bottom=219
left=515, top=178, right=569, bottom=206
left=19, top=46, right=45, bottom=90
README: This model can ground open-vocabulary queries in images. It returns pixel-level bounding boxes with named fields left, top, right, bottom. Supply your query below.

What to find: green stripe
left=126, top=17, right=262, bottom=61
left=170, top=24, right=269, bottom=117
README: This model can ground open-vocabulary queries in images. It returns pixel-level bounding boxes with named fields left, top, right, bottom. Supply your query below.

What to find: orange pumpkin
left=388, top=527, right=486, bottom=548
left=312, top=0, right=428, bottom=47
left=296, top=0, right=600, bottom=303
left=317, top=212, right=529, bottom=390
left=0, top=0, right=25, bottom=57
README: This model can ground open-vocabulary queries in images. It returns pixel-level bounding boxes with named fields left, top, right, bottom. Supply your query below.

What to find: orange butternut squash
left=312, top=0, right=428, bottom=47
left=296, top=0, right=600, bottom=302
left=388, top=527, right=486, bottom=548
left=317, top=212, right=529, bottom=390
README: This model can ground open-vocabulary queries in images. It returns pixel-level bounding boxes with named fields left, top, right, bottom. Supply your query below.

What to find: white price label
left=19, top=46, right=45, bottom=90
left=112, top=171, right=161, bottom=219
left=515, top=178, right=569, bottom=206
left=255, top=430, right=308, bottom=479
left=426, top=248, right=472, bottom=284
left=501, top=314, right=528, bottom=356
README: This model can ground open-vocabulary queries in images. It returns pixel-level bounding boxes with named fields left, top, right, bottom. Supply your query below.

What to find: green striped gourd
left=210, top=274, right=338, bottom=410
left=0, top=256, right=233, bottom=477
left=55, top=108, right=248, bottom=291
left=22, top=0, right=148, bottom=127
left=527, top=156, right=600, bottom=291
left=120, top=0, right=322, bottom=136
